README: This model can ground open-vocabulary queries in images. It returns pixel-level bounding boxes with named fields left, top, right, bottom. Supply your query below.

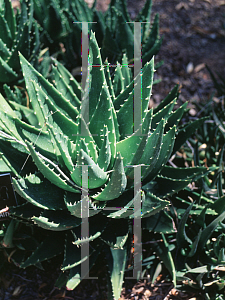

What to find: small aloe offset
left=0, top=32, right=210, bottom=298
left=32, top=0, right=162, bottom=70
left=0, top=0, right=40, bottom=88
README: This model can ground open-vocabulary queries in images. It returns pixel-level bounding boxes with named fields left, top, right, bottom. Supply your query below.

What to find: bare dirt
left=149, top=0, right=225, bottom=108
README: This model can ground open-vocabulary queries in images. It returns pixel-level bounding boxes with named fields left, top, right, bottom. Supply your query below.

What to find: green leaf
left=176, top=203, right=193, bottom=248
left=66, top=244, right=101, bottom=290
left=88, top=30, right=109, bottom=119
left=65, top=194, right=104, bottom=218
left=116, top=10, right=134, bottom=61
left=188, top=229, right=202, bottom=257
left=0, top=92, right=17, bottom=117
left=153, top=85, right=179, bottom=114
left=143, top=125, right=176, bottom=183
left=0, top=57, right=17, bottom=82
left=198, top=210, right=225, bottom=252
left=113, top=62, right=125, bottom=97
left=52, top=64, right=81, bottom=111
left=104, top=245, right=127, bottom=300
left=89, top=82, right=117, bottom=166
left=0, top=111, right=22, bottom=141
left=151, top=99, right=177, bottom=130
left=153, top=234, right=176, bottom=286
left=143, top=175, right=192, bottom=199
left=165, top=102, right=188, bottom=132
left=15, top=118, right=57, bottom=161
left=9, top=101, right=38, bottom=127
left=142, top=210, right=176, bottom=234
left=104, top=59, right=115, bottom=102
left=12, top=173, right=66, bottom=210
left=1, top=219, right=14, bottom=248
left=32, top=210, right=81, bottom=231
left=76, top=115, right=99, bottom=162
left=141, top=58, right=154, bottom=119
left=62, top=232, right=88, bottom=271
left=116, top=59, right=154, bottom=139
left=97, top=125, right=111, bottom=171
left=20, top=53, right=79, bottom=124
left=26, top=141, right=80, bottom=193
left=21, top=234, right=64, bottom=268
left=92, top=153, right=127, bottom=201
left=0, top=39, right=11, bottom=60
left=52, top=58, right=82, bottom=101
left=160, top=166, right=209, bottom=181
left=139, top=119, right=164, bottom=180
left=0, top=12, right=12, bottom=47
left=71, top=149, right=108, bottom=189
left=0, top=139, right=35, bottom=177
left=32, top=80, right=79, bottom=142
left=173, top=117, right=209, bottom=154
left=210, top=195, right=225, bottom=215
left=3, top=0, right=16, bottom=40
left=116, top=126, right=147, bottom=167
left=121, top=53, right=132, bottom=87
left=135, top=0, right=152, bottom=25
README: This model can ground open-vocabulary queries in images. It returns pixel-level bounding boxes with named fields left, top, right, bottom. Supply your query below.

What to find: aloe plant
left=141, top=75, right=225, bottom=299
left=0, top=32, right=210, bottom=298
left=32, top=0, right=162, bottom=70
left=0, top=0, right=40, bottom=89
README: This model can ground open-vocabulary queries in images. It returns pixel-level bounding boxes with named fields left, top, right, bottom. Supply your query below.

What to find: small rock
left=144, top=289, right=152, bottom=297
left=186, top=62, right=194, bottom=73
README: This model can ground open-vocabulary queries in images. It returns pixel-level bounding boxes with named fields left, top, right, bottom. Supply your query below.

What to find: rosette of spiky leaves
left=0, top=0, right=40, bottom=89
left=142, top=69, right=225, bottom=298
left=100, top=0, right=162, bottom=66
left=32, top=0, right=162, bottom=71
left=0, top=32, right=210, bottom=298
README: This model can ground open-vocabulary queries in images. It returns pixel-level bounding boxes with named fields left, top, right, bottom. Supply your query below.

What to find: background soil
left=1, top=0, right=225, bottom=299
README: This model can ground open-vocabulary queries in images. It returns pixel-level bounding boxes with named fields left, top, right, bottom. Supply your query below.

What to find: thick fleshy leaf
left=20, top=53, right=79, bottom=124
left=75, top=115, right=99, bottom=163
left=71, top=149, right=108, bottom=189
left=9, top=101, right=38, bottom=127
left=116, top=109, right=152, bottom=170
left=0, top=57, right=17, bottom=83
left=121, top=53, right=132, bottom=88
left=15, top=118, right=58, bottom=161
left=21, top=234, right=64, bottom=268
left=173, top=117, right=209, bottom=154
left=92, top=153, right=127, bottom=201
left=32, top=210, right=81, bottom=231
left=66, top=244, right=101, bottom=290
left=3, top=0, right=16, bottom=40
left=143, top=125, right=176, bottom=183
left=139, top=119, right=165, bottom=180
left=151, top=99, right=177, bottom=130
left=26, top=141, right=80, bottom=193
left=0, top=93, right=17, bottom=118
left=0, top=13, right=12, bottom=48
left=51, top=58, right=82, bottom=101
left=104, top=245, right=127, bottom=300
left=89, top=83, right=117, bottom=166
left=12, top=173, right=66, bottom=210
left=62, top=233, right=88, bottom=271
left=31, top=80, right=79, bottom=142
left=64, top=194, right=104, bottom=218
left=117, top=59, right=154, bottom=139
left=97, top=125, right=111, bottom=171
